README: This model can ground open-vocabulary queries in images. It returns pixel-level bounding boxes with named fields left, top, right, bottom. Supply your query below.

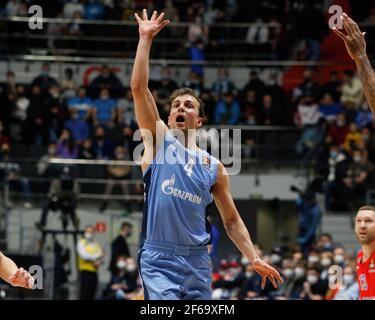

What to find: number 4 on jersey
left=184, top=159, right=195, bottom=177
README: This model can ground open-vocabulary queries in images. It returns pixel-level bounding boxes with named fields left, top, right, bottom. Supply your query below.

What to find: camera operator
left=36, top=166, right=80, bottom=240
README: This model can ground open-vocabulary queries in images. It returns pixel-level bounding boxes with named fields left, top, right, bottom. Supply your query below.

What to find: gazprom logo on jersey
left=161, top=175, right=202, bottom=204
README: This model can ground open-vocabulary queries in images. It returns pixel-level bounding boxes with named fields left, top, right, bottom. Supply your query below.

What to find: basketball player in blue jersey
left=131, top=9, right=283, bottom=300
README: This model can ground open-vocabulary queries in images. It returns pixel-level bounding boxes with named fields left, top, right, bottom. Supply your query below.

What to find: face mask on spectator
left=245, top=271, right=254, bottom=278
left=72, top=113, right=79, bottom=120
left=308, top=255, right=319, bottom=264
left=271, top=254, right=281, bottom=264
left=241, top=257, right=250, bottom=266
left=116, top=260, right=126, bottom=270
left=307, top=275, right=318, bottom=285
left=330, top=151, right=338, bottom=158
left=100, top=94, right=109, bottom=100
left=84, top=232, right=94, bottom=240
left=294, top=267, right=305, bottom=278
left=126, top=263, right=136, bottom=272
left=321, top=258, right=332, bottom=267
left=333, top=255, right=345, bottom=264
left=354, top=156, right=362, bottom=163
left=284, top=268, right=294, bottom=278
left=343, top=274, right=354, bottom=285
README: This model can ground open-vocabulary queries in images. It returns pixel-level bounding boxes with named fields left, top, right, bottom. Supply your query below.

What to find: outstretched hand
left=8, top=268, right=34, bottom=289
left=252, top=258, right=283, bottom=289
left=332, top=12, right=367, bottom=61
left=134, top=9, right=170, bottom=40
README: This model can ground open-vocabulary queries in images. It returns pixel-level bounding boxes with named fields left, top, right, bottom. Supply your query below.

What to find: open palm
left=135, top=9, right=170, bottom=39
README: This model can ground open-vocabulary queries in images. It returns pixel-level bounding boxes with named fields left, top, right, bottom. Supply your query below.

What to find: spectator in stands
left=189, top=39, right=205, bottom=77
left=0, top=121, right=10, bottom=150
left=12, top=85, right=30, bottom=141
left=155, top=67, right=178, bottom=103
left=77, top=225, right=104, bottom=300
left=64, top=108, right=90, bottom=144
left=211, top=68, right=236, bottom=101
left=78, top=139, right=96, bottom=160
left=68, top=10, right=84, bottom=36
left=92, top=125, right=115, bottom=159
left=89, top=65, right=124, bottom=98
left=214, top=91, right=240, bottom=125
left=63, top=0, right=84, bottom=19
left=84, top=0, right=105, bottom=20
left=256, top=94, right=279, bottom=125
left=347, top=149, right=370, bottom=202
left=213, top=260, right=245, bottom=299
left=341, top=70, right=363, bottom=114
left=31, top=63, right=59, bottom=93
left=355, top=102, right=373, bottom=129
left=292, top=70, right=321, bottom=103
left=294, top=95, right=321, bottom=128
left=331, top=265, right=359, bottom=300
left=103, top=255, right=138, bottom=300
left=343, top=123, right=363, bottom=151
left=61, top=68, right=77, bottom=99
left=316, top=233, right=343, bottom=252
left=67, top=86, right=94, bottom=121
left=56, top=128, right=78, bottom=159
left=322, top=71, right=342, bottom=102
left=0, top=143, right=32, bottom=208
left=319, top=93, right=343, bottom=122
left=92, top=88, right=118, bottom=127
left=319, top=251, right=333, bottom=281
left=264, top=72, right=284, bottom=110
left=109, top=222, right=133, bottom=274
left=243, top=71, right=264, bottom=105
left=116, top=89, right=136, bottom=128
left=182, top=71, right=203, bottom=96
left=188, top=16, right=207, bottom=44
left=299, top=267, right=328, bottom=300
left=327, top=113, right=349, bottom=146
left=288, top=262, right=306, bottom=299
left=271, top=259, right=295, bottom=300
left=0, top=77, right=16, bottom=135
left=100, top=146, right=131, bottom=212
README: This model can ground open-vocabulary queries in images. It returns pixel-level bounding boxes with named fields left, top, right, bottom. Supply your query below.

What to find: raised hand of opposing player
left=8, top=267, right=34, bottom=289
left=134, top=9, right=170, bottom=40
left=332, top=13, right=367, bottom=61
left=252, top=258, right=283, bottom=289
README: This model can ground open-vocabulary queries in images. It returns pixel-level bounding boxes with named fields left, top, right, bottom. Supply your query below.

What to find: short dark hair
left=121, top=222, right=133, bottom=229
left=169, top=87, right=205, bottom=118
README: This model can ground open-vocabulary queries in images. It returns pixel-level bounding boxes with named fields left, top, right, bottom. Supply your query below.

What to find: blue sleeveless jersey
left=142, top=131, right=219, bottom=246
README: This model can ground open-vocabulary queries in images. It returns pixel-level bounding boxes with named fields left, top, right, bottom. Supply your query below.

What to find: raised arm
left=0, top=251, right=34, bottom=288
left=212, top=162, right=283, bottom=289
left=131, top=9, right=170, bottom=136
left=333, top=13, right=375, bottom=114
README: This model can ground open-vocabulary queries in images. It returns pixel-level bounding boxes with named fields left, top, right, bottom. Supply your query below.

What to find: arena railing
left=1, top=16, right=373, bottom=60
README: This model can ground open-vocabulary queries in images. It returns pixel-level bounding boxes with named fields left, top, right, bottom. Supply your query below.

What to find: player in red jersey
left=355, top=206, right=375, bottom=300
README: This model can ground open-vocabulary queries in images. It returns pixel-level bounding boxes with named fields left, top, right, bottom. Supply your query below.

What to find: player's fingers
left=362, top=32, right=366, bottom=36
left=269, top=275, right=278, bottom=288
left=156, top=12, right=165, bottom=23
left=261, top=275, right=266, bottom=289
left=151, top=10, right=157, bottom=21
left=342, top=14, right=355, bottom=35
left=332, top=27, right=347, bottom=41
left=143, top=9, right=148, bottom=20
left=134, top=13, right=142, bottom=24
left=158, top=20, right=170, bottom=30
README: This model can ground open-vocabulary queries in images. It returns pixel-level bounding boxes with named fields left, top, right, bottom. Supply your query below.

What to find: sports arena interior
left=0, top=0, right=374, bottom=300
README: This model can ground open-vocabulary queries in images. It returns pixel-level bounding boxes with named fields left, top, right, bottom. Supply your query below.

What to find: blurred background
left=0, top=0, right=374, bottom=300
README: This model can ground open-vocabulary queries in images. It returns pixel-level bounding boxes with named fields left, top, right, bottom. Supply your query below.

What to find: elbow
left=130, top=79, right=146, bottom=93
left=223, top=217, right=239, bottom=232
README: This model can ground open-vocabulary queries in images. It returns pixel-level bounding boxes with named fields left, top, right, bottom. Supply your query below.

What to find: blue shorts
left=138, top=240, right=212, bottom=300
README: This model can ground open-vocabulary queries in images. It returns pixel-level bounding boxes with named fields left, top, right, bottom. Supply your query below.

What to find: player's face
left=355, top=210, right=375, bottom=245
left=168, top=95, right=203, bottom=131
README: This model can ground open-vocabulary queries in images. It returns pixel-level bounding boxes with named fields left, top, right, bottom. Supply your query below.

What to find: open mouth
left=176, top=115, right=185, bottom=123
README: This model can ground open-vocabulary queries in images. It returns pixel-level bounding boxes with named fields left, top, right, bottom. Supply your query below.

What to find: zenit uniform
left=138, top=131, right=219, bottom=300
